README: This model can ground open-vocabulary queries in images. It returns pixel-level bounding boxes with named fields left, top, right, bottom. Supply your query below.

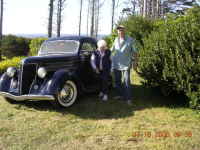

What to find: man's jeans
left=114, top=69, right=131, bottom=101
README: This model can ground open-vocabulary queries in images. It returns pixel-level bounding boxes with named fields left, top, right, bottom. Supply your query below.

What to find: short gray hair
left=97, top=40, right=107, bottom=48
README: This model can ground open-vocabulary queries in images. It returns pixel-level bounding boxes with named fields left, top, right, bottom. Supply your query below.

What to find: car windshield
left=38, top=40, right=79, bottom=56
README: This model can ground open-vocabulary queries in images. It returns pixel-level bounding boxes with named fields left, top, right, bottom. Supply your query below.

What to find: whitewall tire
left=55, top=80, right=78, bottom=108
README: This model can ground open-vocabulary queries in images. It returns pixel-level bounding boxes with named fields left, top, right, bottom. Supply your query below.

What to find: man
left=111, top=25, right=138, bottom=105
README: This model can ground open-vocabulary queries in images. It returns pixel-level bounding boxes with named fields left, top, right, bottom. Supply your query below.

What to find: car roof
left=46, top=36, right=97, bottom=43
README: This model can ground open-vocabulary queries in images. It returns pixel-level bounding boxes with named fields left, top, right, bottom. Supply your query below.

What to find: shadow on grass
left=14, top=83, right=189, bottom=119
left=131, top=84, right=188, bottom=111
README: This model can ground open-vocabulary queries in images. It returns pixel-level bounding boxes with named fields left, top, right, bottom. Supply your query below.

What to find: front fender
left=0, top=73, right=12, bottom=92
left=40, top=69, right=81, bottom=95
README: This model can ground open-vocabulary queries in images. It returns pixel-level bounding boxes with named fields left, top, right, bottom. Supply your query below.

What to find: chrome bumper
left=0, top=92, right=55, bottom=101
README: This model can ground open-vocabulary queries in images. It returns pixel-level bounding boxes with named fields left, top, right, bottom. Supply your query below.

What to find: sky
left=3, top=0, right=200, bottom=36
left=3, top=0, right=125, bottom=36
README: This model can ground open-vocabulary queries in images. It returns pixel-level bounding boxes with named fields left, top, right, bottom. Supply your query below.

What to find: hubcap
left=57, top=80, right=77, bottom=107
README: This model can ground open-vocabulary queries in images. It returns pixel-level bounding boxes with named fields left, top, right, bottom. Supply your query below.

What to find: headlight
left=6, top=67, right=17, bottom=77
left=37, top=67, right=47, bottom=78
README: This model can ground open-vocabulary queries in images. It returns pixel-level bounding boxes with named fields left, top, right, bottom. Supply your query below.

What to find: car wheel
left=55, top=80, right=78, bottom=108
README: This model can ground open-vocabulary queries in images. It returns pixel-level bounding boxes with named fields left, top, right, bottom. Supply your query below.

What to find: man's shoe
left=102, top=95, right=108, bottom=101
left=113, top=96, right=122, bottom=100
left=127, top=100, right=132, bottom=105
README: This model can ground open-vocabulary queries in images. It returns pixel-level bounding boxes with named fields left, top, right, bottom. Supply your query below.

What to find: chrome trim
left=0, top=92, right=55, bottom=101
left=19, top=63, right=23, bottom=95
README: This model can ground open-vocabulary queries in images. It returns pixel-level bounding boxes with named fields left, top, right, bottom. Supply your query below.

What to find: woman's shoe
left=102, top=94, right=108, bottom=101
left=99, top=92, right=104, bottom=98
left=127, top=100, right=132, bottom=105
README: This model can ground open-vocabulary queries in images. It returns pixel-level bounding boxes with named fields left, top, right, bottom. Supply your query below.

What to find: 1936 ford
left=0, top=36, right=111, bottom=107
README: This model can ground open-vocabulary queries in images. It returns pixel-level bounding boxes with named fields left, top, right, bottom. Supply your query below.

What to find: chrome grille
left=20, top=64, right=37, bottom=95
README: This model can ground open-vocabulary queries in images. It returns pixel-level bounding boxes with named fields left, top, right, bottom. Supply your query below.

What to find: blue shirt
left=111, top=36, right=137, bottom=70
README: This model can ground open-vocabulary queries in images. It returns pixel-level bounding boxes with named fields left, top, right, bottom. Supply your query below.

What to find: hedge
left=0, top=35, right=31, bottom=58
left=138, top=6, right=200, bottom=108
left=29, top=37, right=47, bottom=56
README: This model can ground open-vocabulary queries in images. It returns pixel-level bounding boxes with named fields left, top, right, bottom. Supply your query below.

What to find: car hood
left=22, top=54, right=79, bottom=64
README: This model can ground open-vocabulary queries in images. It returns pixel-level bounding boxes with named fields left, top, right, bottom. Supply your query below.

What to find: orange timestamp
left=132, top=130, right=192, bottom=138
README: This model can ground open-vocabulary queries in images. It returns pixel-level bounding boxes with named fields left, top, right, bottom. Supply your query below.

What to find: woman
left=90, top=40, right=111, bottom=101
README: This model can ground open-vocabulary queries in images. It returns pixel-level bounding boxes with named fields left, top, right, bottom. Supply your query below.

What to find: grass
left=0, top=71, right=200, bottom=150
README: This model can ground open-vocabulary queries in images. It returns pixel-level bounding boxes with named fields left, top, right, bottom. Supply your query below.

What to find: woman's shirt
left=90, top=49, right=111, bottom=72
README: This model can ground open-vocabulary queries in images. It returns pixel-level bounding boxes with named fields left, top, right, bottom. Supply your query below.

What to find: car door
left=79, top=41, right=100, bottom=92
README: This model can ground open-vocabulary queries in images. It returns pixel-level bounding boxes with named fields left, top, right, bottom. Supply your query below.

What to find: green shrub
left=138, top=6, right=200, bottom=109
left=0, top=35, right=31, bottom=58
left=29, top=38, right=47, bottom=56
left=0, top=56, right=25, bottom=74
left=104, top=32, right=117, bottom=49
left=117, top=15, right=155, bottom=46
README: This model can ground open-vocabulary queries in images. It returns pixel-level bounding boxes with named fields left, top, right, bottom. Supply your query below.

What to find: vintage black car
left=0, top=36, right=111, bottom=107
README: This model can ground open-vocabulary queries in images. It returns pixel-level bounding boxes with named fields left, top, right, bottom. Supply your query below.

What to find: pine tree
left=0, top=0, right=4, bottom=60
left=56, top=0, right=66, bottom=37
left=48, top=0, right=54, bottom=38
left=163, top=0, right=197, bottom=14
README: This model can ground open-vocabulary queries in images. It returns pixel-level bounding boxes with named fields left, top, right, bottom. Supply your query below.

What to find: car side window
left=82, top=42, right=96, bottom=51
left=81, top=42, right=96, bottom=56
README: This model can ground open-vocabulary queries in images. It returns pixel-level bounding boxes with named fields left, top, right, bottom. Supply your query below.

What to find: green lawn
left=0, top=71, right=200, bottom=150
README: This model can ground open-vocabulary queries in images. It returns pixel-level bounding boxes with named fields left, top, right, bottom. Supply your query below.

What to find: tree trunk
left=0, top=0, right=3, bottom=40
left=78, top=0, right=83, bottom=36
left=140, top=0, right=144, bottom=16
left=0, top=0, right=3, bottom=60
left=57, top=0, right=61, bottom=37
left=111, top=0, right=115, bottom=33
left=156, top=0, right=160, bottom=18
left=86, top=0, right=90, bottom=36
left=94, top=0, right=99, bottom=38
left=56, top=0, right=66, bottom=37
left=152, top=0, right=155, bottom=18
left=90, top=0, right=95, bottom=37
left=143, top=0, right=147, bottom=17
left=48, top=0, right=54, bottom=38
left=132, top=0, right=136, bottom=14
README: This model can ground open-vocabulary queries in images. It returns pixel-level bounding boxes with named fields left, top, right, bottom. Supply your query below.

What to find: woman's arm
left=90, top=53, right=100, bottom=74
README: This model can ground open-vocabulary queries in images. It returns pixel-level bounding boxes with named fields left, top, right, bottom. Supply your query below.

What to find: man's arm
left=131, top=39, right=138, bottom=70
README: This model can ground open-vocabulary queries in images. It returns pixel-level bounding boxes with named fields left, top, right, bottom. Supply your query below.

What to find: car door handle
left=80, top=55, right=85, bottom=61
